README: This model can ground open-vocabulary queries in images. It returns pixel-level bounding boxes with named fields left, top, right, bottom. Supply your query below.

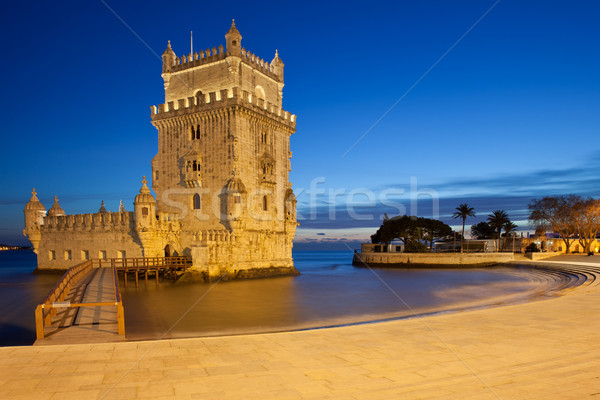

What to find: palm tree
left=502, top=221, right=518, bottom=250
left=487, top=210, right=510, bottom=252
left=452, top=203, right=475, bottom=253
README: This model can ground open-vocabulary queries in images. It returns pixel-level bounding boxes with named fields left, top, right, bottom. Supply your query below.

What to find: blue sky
left=1, top=1, right=599, bottom=249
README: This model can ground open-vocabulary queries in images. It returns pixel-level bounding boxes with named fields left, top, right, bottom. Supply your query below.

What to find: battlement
left=150, top=87, right=296, bottom=126
left=168, top=45, right=279, bottom=80
left=41, top=211, right=134, bottom=233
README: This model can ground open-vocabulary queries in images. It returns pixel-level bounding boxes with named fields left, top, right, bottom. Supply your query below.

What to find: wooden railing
left=95, top=256, right=192, bottom=269
left=34, top=260, right=125, bottom=340
left=102, top=256, right=192, bottom=288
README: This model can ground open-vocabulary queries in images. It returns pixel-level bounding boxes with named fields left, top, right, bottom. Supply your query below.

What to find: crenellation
left=39, top=211, right=135, bottom=234
left=151, top=89, right=296, bottom=126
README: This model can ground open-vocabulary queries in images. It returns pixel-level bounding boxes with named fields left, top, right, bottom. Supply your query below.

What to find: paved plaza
left=1, top=256, right=599, bottom=399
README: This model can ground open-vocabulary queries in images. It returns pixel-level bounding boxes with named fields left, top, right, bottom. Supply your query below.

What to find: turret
left=162, top=40, right=176, bottom=73
left=220, top=174, right=247, bottom=232
left=284, top=188, right=297, bottom=222
left=134, top=176, right=156, bottom=230
left=225, top=19, right=242, bottom=56
left=161, top=41, right=176, bottom=91
left=23, top=188, right=46, bottom=253
left=47, top=196, right=66, bottom=217
left=98, top=201, right=107, bottom=213
left=271, top=49, right=284, bottom=82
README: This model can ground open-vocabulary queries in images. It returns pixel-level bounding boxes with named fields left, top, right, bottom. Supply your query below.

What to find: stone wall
left=353, top=251, right=515, bottom=267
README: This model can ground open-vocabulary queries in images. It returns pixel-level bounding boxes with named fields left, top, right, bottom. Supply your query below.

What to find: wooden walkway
left=34, top=257, right=192, bottom=345
left=34, top=266, right=126, bottom=345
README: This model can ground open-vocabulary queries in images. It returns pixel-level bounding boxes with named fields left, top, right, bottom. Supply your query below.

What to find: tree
left=452, top=203, right=476, bottom=253
left=371, top=215, right=452, bottom=252
left=501, top=221, right=518, bottom=250
left=471, top=221, right=496, bottom=239
left=422, top=218, right=454, bottom=251
left=487, top=210, right=510, bottom=251
left=525, top=242, right=540, bottom=253
left=528, top=195, right=580, bottom=254
left=573, top=197, right=600, bottom=253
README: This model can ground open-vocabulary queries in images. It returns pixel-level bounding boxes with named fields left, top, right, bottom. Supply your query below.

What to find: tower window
left=99, top=250, right=107, bottom=260
left=64, top=250, right=72, bottom=261
left=81, top=250, right=89, bottom=261
left=262, top=195, right=268, bottom=211
left=49, top=250, right=56, bottom=260
left=233, top=40, right=237, bottom=46
left=142, top=207, right=148, bottom=216
left=234, top=195, right=241, bottom=204
left=193, top=193, right=201, bottom=210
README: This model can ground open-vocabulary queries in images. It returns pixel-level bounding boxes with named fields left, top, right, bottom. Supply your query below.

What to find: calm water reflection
left=0, top=250, right=61, bottom=346
left=0, top=250, right=557, bottom=346
left=121, top=251, right=544, bottom=341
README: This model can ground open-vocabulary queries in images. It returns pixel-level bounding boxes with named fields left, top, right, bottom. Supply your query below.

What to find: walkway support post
left=117, top=303, right=125, bottom=335
left=35, top=305, right=44, bottom=340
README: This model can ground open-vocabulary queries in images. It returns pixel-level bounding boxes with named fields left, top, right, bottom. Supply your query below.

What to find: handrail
left=99, top=256, right=192, bottom=269
left=35, top=260, right=125, bottom=340
left=39, top=260, right=93, bottom=313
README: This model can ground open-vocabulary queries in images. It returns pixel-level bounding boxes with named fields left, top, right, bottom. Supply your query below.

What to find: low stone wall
left=353, top=252, right=515, bottom=267
left=177, top=266, right=300, bottom=283
left=525, top=252, right=560, bottom=261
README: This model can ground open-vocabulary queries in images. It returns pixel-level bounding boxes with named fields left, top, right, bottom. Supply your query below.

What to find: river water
left=120, top=251, right=555, bottom=341
left=0, top=250, right=561, bottom=346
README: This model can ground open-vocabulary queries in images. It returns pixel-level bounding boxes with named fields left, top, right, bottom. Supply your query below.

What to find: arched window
left=193, top=194, right=201, bottom=210
left=262, top=195, right=268, bottom=211
left=196, top=124, right=200, bottom=140
left=190, top=126, right=195, bottom=140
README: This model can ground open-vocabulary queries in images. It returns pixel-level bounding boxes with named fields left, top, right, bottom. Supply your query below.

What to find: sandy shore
left=1, top=255, right=599, bottom=399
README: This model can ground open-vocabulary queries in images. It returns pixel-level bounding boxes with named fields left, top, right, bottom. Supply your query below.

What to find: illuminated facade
left=24, top=21, right=298, bottom=279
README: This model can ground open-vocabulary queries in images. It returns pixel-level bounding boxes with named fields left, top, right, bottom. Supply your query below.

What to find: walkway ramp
left=34, top=262, right=126, bottom=346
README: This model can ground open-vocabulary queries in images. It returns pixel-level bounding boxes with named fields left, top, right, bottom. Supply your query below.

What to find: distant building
left=521, top=233, right=600, bottom=254
left=23, top=21, right=298, bottom=279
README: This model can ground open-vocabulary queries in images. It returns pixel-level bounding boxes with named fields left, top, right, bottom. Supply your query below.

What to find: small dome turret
left=134, top=176, right=156, bottom=205
left=223, top=176, right=247, bottom=194
left=47, top=196, right=65, bottom=217
left=24, top=188, right=46, bottom=212
left=271, top=49, right=284, bottom=81
left=98, top=201, right=107, bottom=213
left=162, top=40, right=176, bottom=73
left=225, top=19, right=242, bottom=56
left=134, top=176, right=156, bottom=230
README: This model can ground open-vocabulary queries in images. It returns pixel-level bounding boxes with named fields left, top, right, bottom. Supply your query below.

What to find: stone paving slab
left=1, top=257, right=599, bottom=399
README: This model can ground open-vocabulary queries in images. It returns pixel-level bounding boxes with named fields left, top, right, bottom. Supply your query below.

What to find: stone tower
left=22, top=21, right=298, bottom=278
left=150, top=20, right=298, bottom=279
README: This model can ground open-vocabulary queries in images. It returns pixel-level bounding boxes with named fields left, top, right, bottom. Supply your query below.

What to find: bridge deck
left=34, top=267, right=126, bottom=345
